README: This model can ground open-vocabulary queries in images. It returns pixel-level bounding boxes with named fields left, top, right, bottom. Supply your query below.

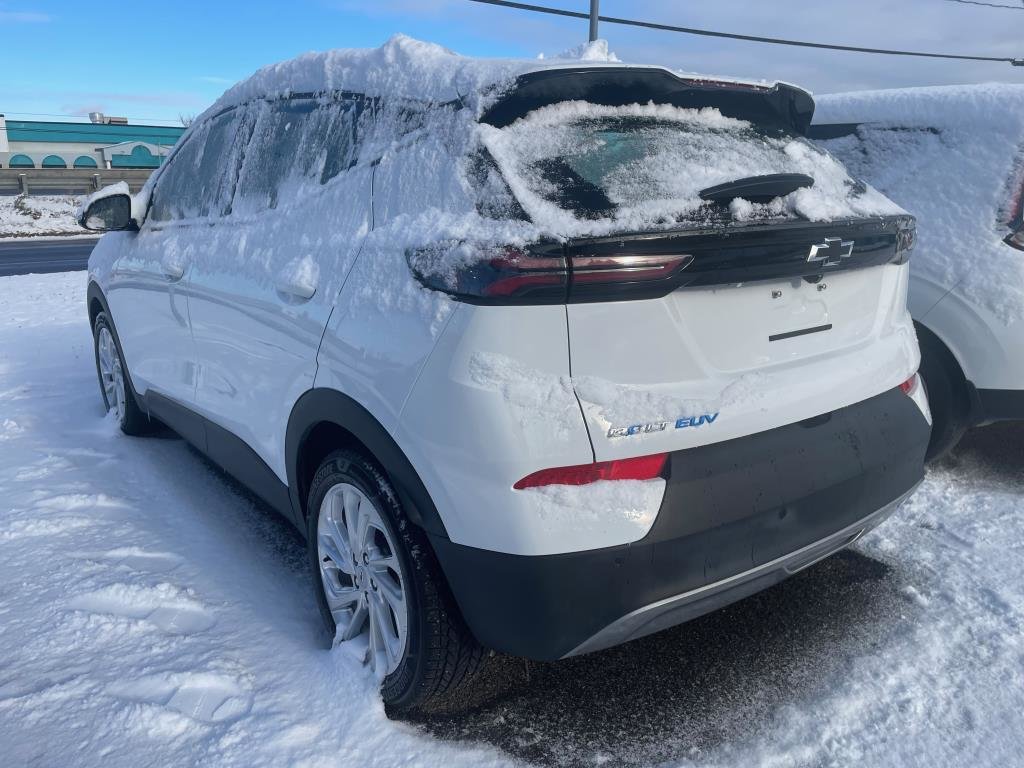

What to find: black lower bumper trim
left=432, top=386, right=930, bottom=661
left=565, top=484, right=916, bottom=656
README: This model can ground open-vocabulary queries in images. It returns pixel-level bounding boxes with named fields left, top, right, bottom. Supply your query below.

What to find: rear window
left=479, top=102, right=902, bottom=236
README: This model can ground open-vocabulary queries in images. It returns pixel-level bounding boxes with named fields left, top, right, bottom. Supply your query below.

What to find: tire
left=916, top=322, right=970, bottom=462
left=92, top=311, right=151, bottom=436
left=306, top=449, right=484, bottom=713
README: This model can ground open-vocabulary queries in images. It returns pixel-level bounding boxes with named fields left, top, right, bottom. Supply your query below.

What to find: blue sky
left=3, top=0, right=1023, bottom=125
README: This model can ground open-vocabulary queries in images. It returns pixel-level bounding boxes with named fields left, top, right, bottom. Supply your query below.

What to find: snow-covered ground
left=0, top=195, right=82, bottom=238
left=1, top=270, right=1023, bottom=767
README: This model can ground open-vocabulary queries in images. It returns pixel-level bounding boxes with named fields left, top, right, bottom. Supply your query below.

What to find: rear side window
left=232, top=96, right=361, bottom=214
left=149, top=108, right=251, bottom=222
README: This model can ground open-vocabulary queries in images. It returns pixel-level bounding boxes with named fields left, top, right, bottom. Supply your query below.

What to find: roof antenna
left=588, top=0, right=599, bottom=42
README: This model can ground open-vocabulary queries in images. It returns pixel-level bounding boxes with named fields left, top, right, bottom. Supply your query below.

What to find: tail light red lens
left=899, top=373, right=919, bottom=396
left=513, top=453, right=669, bottom=490
left=1004, top=226, right=1024, bottom=252
left=407, top=242, right=693, bottom=304
left=568, top=253, right=694, bottom=302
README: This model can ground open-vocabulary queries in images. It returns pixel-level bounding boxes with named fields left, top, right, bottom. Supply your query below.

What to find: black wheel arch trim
left=285, top=388, right=450, bottom=540
left=913, top=319, right=977, bottom=421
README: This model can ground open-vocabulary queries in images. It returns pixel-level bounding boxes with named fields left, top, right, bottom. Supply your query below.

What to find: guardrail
left=0, top=168, right=154, bottom=196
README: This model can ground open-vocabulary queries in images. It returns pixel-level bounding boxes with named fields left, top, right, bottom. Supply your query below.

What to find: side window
left=149, top=107, right=251, bottom=223
left=232, top=96, right=361, bottom=215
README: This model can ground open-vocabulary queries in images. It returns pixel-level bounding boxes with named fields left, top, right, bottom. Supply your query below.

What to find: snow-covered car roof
left=814, top=83, right=1024, bottom=132
left=204, top=34, right=809, bottom=127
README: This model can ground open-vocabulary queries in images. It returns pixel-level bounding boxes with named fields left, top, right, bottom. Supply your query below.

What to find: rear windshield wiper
left=699, top=173, right=814, bottom=204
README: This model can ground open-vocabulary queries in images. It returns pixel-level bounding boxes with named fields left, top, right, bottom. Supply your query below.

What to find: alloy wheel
left=97, top=326, right=126, bottom=424
left=317, top=482, right=409, bottom=680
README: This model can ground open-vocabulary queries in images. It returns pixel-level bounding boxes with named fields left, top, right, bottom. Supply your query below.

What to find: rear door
left=188, top=95, right=371, bottom=482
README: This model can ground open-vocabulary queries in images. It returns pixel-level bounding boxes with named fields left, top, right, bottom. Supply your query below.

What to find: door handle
left=275, top=277, right=317, bottom=301
left=161, top=259, right=185, bottom=281
left=275, top=258, right=318, bottom=302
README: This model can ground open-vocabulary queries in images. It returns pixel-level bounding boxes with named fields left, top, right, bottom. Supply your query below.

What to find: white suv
left=80, top=37, right=930, bottom=712
left=810, top=85, right=1024, bottom=459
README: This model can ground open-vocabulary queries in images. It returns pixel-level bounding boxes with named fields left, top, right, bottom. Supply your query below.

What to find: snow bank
left=0, top=194, right=82, bottom=237
left=814, top=84, right=1024, bottom=322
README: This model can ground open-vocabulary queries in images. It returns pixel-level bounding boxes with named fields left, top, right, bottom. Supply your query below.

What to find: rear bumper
left=431, top=386, right=930, bottom=661
left=564, top=484, right=916, bottom=656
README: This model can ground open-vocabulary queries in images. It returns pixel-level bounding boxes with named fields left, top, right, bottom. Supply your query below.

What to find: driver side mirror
left=79, top=193, right=136, bottom=232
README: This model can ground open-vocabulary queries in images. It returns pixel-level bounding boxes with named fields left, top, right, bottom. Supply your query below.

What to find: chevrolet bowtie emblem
left=807, top=237, right=855, bottom=267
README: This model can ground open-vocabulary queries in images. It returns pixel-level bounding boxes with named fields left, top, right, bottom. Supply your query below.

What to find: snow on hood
left=814, top=84, right=1024, bottom=322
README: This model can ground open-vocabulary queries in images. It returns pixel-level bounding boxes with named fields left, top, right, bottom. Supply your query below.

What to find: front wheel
left=92, top=311, right=150, bottom=435
left=307, top=449, right=483, bottom=713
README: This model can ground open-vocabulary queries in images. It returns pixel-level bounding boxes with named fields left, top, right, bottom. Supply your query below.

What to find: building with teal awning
left=0, top=112, right=185, bottom=170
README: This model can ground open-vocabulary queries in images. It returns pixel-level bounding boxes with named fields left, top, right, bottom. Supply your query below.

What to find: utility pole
left=589, top=0, right=599, bottom=41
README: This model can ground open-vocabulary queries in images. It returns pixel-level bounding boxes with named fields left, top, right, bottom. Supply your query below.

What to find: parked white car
left=80, top=36, right=930, bottom=712
left=811, top=85, right=1024, bottom=459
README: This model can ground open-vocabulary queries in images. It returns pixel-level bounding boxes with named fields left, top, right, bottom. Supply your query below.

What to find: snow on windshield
left=480, top=102, right=903, bottom=238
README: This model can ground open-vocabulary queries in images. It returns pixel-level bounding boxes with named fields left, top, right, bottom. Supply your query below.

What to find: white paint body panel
left=912, top=270, right=1024, bottom=392
left=95, top=229, right=196, bottom=405
left=570, top=263, right=921, bottom=461
left=398, top=303, right=615, bottom=555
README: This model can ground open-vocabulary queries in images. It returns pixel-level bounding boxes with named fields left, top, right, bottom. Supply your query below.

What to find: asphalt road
left=0, top=237, right=99, bottom=277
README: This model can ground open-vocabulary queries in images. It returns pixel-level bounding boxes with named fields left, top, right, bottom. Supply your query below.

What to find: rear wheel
left=916, top=322, right=970, bottom=462
left=307, top=449, right=484, bottom=713
left=92, top=312, right=150, bottom=435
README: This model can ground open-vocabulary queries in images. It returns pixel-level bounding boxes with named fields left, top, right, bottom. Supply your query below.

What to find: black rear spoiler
left=480, top=67, right=816, bottom=135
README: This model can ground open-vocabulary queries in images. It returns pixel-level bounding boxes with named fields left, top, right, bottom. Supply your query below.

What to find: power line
left=941, top=0, right=1024, bottom=9
left=467, top=0, right=1024, bottom=65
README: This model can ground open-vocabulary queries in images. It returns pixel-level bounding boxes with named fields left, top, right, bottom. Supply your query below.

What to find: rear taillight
left=900, top=373, right=920, bottom=396
left=513, top=453, right=669, bottom=490
left=407, top=242, right=693, bottom=305
left=1004, top=226, right=1024, bottom=252
left=568, top=253, right=694, bottom=302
